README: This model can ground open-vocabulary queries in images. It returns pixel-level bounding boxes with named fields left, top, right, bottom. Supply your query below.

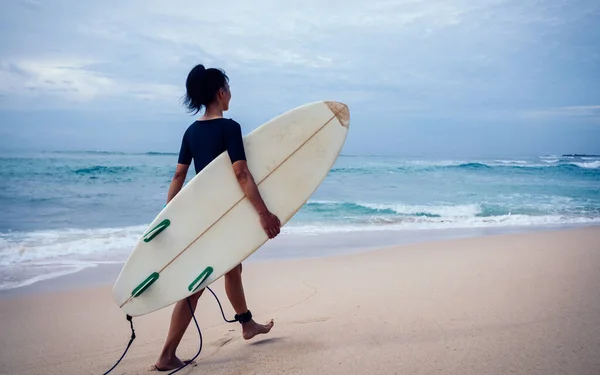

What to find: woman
left=155, top=64, right=280, bottom=371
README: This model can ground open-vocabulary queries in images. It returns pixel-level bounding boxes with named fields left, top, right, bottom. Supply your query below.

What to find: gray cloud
left=0, top=0, right=599, bottom=155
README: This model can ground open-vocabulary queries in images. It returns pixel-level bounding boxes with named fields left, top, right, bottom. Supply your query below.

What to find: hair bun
left=192, top=64, right=206, bottom=78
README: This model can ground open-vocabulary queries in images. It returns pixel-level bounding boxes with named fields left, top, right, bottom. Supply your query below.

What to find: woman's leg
left=224, top=263, right=274, bottom=340
left=155, top=289, right=204, bottom=370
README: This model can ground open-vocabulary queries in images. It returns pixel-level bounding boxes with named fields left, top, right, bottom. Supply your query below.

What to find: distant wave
left=306, top=201, right=445, bottom=217
left=74, top=165, right=137, bottom=175
left=295, top=198, right=600, bottom=235
left=570, top=161, right=600, bottom=169
left=561, top=154, right=600, bottom=158
left=305, top=201, right=484, bottom=218
left=145, top=152, right=178, bottom=156
left=455, top=162, right=492, bottom=170
left=493, top=160, right=528, bottom=165
left=330, top=161, right=599, bottom=174
left=47, top=150, right=127, bottom=155
left=304, top=200, right=599, bottom=219
left=46, top=150, right=177, bottom=156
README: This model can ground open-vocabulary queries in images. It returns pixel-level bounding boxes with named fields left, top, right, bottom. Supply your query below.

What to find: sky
left=0, top=0, right=599, bottom=157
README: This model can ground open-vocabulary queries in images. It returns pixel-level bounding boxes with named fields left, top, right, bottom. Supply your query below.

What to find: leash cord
left=102, top=315, right=135, bottom=375
left=103, top=286, right=233, bottom=374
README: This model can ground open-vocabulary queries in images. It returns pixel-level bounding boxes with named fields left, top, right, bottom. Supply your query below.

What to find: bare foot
left=153, top=357, right=194, bottom=372
left=242, top=319, right=274, bottom=340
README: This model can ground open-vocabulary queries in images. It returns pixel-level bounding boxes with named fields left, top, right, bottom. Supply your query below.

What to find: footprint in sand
left=293, top=316, right=330, bottom=325
left=212, top=337, right=234, bottom=347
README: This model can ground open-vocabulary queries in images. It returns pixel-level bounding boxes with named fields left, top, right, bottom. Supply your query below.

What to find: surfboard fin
left=188, top=266, right=214, bottom=292
left=143, top=219, right=171, bottom=243
left=131, top=272, right=159, bottom=297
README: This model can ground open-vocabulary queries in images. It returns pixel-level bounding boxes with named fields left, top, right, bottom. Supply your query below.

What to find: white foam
left=307, top=199, right=341, bottom=205
left=282, top=215, right=600, bottom=234
left=1, top=213, right=598, bottom=291
left=0, top=225, right=145, bottom=266
left=398, top=160, right=565, bottom=169
left=402, top=160, right=463, bottom=167
left=1, top=206, right=598, bottom=267
left=494, top=160, right=528, bottom=165
left=570, top=161, right=600, bottom=169
left=0, top=260, right=97, bottom=291
left=359, top=202, right=482, bottom=217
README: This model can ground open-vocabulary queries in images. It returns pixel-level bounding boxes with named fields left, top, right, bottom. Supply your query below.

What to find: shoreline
left=1, top=226, right=599, bottom=374
left=2, top=223, right=597, bottom=298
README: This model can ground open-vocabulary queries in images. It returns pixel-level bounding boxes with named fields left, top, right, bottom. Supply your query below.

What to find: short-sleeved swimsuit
left=177, top=118, right=247, bottom=174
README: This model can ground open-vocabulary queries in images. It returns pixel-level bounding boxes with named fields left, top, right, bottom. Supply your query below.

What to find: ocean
left=1, top=151, right=599, bottom=291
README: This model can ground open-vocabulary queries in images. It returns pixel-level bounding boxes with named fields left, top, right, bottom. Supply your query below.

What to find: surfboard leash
left=102, top=286, right=239, bottom=375
left=102, top=314, right=135, bottom=375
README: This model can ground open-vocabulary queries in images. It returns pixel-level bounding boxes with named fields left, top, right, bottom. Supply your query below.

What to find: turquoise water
left=1, top=151, right=599, bottom=290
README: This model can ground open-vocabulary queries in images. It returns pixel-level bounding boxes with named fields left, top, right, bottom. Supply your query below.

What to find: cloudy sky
left=1, top=0, right=599, bottom=157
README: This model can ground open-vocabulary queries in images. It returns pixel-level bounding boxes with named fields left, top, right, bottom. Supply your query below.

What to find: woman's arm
left=166, top=163, right=189, bottom=203
left=232, top=160, right=281, bottom=239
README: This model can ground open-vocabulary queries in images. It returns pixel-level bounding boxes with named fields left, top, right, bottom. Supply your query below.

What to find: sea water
left=1, top=151, right=599, bottom=290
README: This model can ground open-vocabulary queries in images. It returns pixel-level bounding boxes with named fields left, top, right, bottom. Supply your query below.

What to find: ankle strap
left=234, top=310, right=252, bottom=323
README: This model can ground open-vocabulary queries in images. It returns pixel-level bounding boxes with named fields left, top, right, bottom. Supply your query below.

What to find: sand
left=1, top=226, right=599, bottom=375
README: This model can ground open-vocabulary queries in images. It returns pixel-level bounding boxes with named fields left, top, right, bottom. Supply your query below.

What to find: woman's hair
left=183, top=64, right=229, bottom=114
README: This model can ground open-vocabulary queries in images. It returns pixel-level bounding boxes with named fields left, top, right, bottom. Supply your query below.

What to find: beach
left=1, top=225, right=599, bottom=375
left=3, top=1, right=600, bottom=373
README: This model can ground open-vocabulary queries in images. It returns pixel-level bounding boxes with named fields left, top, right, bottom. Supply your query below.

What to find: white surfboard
left=112, top=101, right=350, bottom=317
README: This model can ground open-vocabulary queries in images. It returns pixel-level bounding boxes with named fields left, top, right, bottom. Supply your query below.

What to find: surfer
left=155, top=64, right=280, bottom=371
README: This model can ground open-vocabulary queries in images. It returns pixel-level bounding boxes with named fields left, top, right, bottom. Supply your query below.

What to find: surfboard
left=112, top=101, right=350, bottom=317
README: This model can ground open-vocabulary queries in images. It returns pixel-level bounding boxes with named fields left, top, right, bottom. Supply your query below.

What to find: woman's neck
left=201, top=104, right=224, bottom=120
